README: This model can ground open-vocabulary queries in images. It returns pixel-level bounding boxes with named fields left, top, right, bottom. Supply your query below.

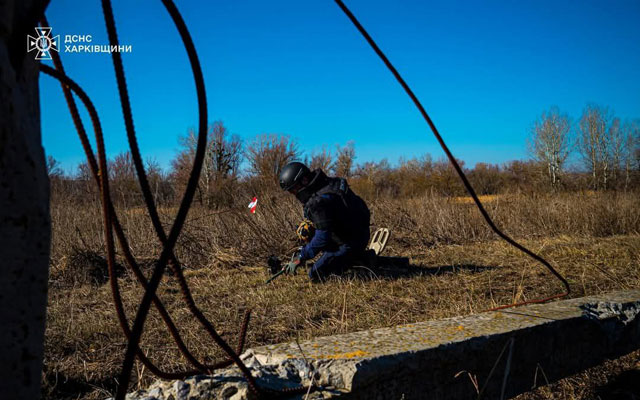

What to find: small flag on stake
left=248, top=197, right=258, bottom=214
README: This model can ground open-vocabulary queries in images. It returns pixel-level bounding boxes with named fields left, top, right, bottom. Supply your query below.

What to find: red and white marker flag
left=248, top=196, right=258, bottom=214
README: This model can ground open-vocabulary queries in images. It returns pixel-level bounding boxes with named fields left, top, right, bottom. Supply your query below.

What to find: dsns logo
left=27, top=27, right=59, bottom=60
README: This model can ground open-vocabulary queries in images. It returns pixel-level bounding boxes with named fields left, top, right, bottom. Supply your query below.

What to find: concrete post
left=0, top=0, right=50, bottom=399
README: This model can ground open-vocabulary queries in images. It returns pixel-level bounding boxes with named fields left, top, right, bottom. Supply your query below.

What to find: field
left=43, top=191, right=640, bottom=399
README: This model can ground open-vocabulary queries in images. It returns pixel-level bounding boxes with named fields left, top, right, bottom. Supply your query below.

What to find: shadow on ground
left=341, top=256, right=497, bottom=281
left=42, top=371, right=117, bottom=400
left=595, top=369, right=640, bottom=400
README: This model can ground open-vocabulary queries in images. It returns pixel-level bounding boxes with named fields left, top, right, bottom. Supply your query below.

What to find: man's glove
left=285, top=260, right=299, bottom=275
left=285, top=247, right=304, bottom=275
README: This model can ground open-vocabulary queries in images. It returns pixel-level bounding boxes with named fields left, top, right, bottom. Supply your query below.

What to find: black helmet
left=279, top=162, right=310, bottom=191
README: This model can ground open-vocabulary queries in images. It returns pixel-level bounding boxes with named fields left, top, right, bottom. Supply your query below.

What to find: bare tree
left=76, top=160, right=92, bottom=182
left=607, top=117, right=625, bottom=188
left=171, top=142, right=193, bottom=198
left=71, top=161, right=98, bottom=204
left=200, top=121, right=242, bottom=206
left=172, top=121, right=243, bottom=206
left=110, top=151, right=135, bottom=182
left=396, top=154, right=434, bottom=197
left=621, top=119, right=640, bottom=190
left=46, top=155, right=63, bottom=178
left=430, top=158, right=467, bottom=196
left=577, top=104, right=612, bottom=190
left=46, top=156, right=69, bottom=202
left=469, top=162, right=503, bottom=195
left=209, top=121, right=242, bottom=179
left=527, top=106, right=572, bottom=189
left=333, top=141, right=356, bottom=177
left=146, top=157, right=171, bottom=205
left=109, top=151, right=139, bottom=205
left=353, top=158, right=397, bottom=198
left=308, top=145, right=333, bottom=171
left=246, top=133, right=299, bottom=184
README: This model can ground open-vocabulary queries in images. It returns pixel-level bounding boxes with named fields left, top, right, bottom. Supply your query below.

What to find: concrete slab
left=123, top=289, right=640, bottom=400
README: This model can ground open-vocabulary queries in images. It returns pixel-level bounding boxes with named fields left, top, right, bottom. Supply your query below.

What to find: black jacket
left=296, top=169, right=370, bottom=249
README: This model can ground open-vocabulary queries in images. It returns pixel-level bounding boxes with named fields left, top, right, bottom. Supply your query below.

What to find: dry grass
left=44, top=191, right=640, bottom=399
left=453, top=194, right=501, bottom=204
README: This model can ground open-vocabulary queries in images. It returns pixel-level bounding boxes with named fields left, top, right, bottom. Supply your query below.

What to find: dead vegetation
left=44, top=190, right=640, bottom=399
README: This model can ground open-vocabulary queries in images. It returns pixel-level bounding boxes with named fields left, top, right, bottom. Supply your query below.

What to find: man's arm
left=301, top=193, right=341, bottom=260
left=300, top=229, right=331, bottom=260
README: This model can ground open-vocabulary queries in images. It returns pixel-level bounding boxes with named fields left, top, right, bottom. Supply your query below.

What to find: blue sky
left=39, top=0, right=640, bottom=174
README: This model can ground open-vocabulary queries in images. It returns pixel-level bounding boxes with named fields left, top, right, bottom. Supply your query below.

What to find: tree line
left=48, top=104, right=640, bottom=207
left=528, top=104, right=639, bottom=191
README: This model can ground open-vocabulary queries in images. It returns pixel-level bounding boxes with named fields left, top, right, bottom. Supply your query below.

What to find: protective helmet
left=279, top=162, right=310, bottom=191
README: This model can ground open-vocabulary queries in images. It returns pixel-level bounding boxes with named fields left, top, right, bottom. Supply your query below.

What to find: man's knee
left=307, top=246, right=353, bottom=281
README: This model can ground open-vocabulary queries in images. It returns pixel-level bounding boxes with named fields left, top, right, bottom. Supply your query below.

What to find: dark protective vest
left=301, top=171, right=370, bottom=249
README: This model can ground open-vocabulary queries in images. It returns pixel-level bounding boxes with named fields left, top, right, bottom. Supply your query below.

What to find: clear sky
left=39, top=0, right=640, bottom=174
